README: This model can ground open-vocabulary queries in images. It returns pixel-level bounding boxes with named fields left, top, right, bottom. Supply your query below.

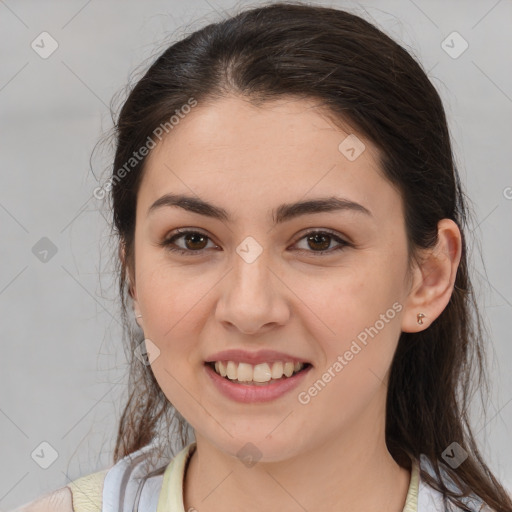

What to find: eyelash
left=159, top=228, right=351, bottom=256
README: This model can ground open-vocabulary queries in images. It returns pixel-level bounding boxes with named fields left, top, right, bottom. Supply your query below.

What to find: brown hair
left=100, top=2, right=511, bottom=510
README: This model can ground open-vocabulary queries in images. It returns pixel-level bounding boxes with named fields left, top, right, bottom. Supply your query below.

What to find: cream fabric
left=151, top=442, right=418, bottom=512
left=69, top=442, right=464, bottom=512
left=67, top=469, right=108, bottom=511
left=65, top=443, right=420, bottom=512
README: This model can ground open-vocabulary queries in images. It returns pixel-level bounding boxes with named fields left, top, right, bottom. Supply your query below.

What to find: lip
left=204, top=349, right=311, bottom=365
left=204, top=362, right=313, bottom=403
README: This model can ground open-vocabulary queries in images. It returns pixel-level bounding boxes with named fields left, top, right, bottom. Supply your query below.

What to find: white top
left=83, top=441, right=490, bottom=512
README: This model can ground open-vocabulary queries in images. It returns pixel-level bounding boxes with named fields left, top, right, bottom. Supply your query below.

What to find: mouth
left=204, top=360, right=313, bottom=386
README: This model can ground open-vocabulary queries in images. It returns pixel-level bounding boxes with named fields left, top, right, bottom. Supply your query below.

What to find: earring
left=417, top=313, right=425, bottom=325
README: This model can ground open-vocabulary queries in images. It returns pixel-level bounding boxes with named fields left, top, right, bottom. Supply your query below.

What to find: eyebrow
left=147, top=193, right=372, bottom=224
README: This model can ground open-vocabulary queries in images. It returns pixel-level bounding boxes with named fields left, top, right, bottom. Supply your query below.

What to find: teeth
left=215, top=361, right=226, bottom=377
left=271, top=361, right=283, bottom=379
left=213, top=360, right=305, bottom=382
left=226, top=361, right=237, bottom=380
left=253, top=363, right=272, bottom=382
left=237, top=362, right=254, bottom=382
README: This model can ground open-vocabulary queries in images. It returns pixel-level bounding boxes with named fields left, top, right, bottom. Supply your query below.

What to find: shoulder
left=12, top=469, right=107, bottom=512
left=11, top=441, right=192, bottom=512
left=67, top=469, right=108, bottom=511
left=10, top=486, right=74, bottom=511
left=417, top=454, right=496, bottom=512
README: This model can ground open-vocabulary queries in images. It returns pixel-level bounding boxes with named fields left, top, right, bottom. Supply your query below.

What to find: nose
left=215, top=248, right=290, bottom=335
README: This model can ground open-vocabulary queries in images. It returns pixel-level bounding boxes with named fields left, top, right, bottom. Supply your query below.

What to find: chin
left=210, top=433, right=307, bottom=465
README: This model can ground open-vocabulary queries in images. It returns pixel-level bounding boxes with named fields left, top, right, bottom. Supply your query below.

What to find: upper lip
left=205, top=349, right=311, bottom=366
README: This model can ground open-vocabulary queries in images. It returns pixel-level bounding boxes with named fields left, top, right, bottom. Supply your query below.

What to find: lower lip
left=204, top=363, right=313, bottom=403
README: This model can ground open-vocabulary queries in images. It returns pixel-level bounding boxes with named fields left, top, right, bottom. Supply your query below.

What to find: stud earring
left=417, top=313, right=425, bottom=325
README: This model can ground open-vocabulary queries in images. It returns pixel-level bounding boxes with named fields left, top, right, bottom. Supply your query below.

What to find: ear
left=401, top=219, right=462, bottom=333
left=119, top=242, right=143, bottom=328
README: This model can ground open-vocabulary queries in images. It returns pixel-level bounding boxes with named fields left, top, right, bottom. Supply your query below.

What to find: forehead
left=138, top=95, right=401, bottom=223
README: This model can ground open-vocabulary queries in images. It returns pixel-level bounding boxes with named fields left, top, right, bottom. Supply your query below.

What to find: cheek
left=295, top=254, right=405, bottom=374
left=134, top=257, right=213, bottom=359
left=296, top=271, right=402, bottom=426
left=135, top=262, right=210, bottom=413
left=301, top=266, right=401, bottom=335
left=136, top=245, right=207, bottom=314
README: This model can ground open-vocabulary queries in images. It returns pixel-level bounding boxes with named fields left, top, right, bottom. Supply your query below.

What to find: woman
left=14, top=2, right=511, bottom=511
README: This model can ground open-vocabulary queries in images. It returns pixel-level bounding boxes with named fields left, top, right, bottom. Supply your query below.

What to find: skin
left=13, top=487, right=73, bottom=511
left=127, top=94, right=462, bottom=512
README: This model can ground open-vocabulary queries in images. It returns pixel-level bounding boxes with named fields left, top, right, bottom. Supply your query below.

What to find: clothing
left=67, top=442, right=490, bottom=512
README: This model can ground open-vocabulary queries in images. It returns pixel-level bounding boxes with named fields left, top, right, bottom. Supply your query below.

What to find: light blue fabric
left=418, top=454, right=490, bottom=511
left=100, top=443, right=491, bottom=512
left=102, top=442, right=165, bottom=512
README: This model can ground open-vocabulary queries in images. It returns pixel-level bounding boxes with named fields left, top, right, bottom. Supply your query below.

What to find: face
left=129, top=95, right=413, bottom=462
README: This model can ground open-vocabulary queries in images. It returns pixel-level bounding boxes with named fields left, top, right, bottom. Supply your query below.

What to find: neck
left=183, top=395, right=411, bottom=512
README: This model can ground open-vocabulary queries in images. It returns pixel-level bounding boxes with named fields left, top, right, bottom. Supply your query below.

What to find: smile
left=207, top=360, right=309, bottom=383
left=204, top=361, right=313, bottom=403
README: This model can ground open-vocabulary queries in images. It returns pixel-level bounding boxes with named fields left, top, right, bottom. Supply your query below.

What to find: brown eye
left=306, top=233, right=331, bottom=251
left=181, top=232, right=208, bottom=250
left=160, top=229, right=217, bottom=255
left=160, top=229, right=350, bottom=257
left=294, top=230, right=350, bottom=255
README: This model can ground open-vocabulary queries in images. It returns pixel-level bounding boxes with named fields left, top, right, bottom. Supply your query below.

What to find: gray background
left=1, top=0, right=511, bottom=508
